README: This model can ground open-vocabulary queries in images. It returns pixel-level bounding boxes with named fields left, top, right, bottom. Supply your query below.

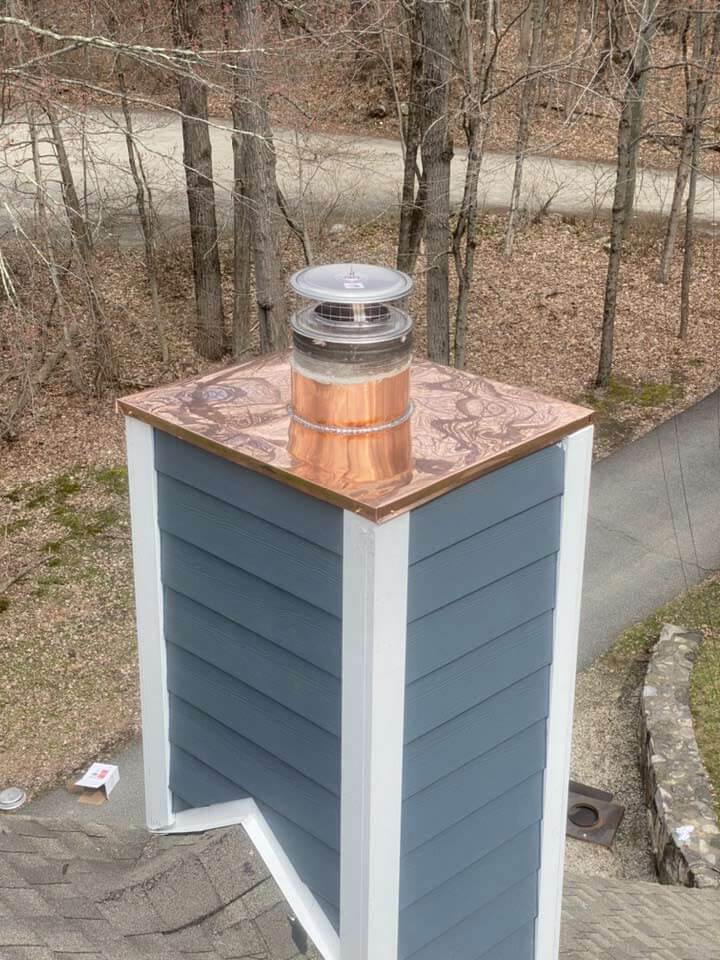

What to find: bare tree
left=46, top=106, right=118, bottom=391
left=419, top=0, right=454, bottom=364
left=503, top=0, right=546, bottom=258
left=171, top=0, right=225, bottom=361
left=659, top=3, right=720, bottom=294
left=233, top=0, right=289, bottom=353
left=658, top=8, right=696, bottom=283
left=105, top=10, right=168, bottom=364
left=231, top=95, right=254, bottom=359
left=596, top=0, right=659, bottom=388
left=565, top=0, right=598, bottom=116
left=397, top=0, right=427, bottom=275
left=452, top=0, right=498, bottom=368
left=679, top=4, right=720, bottom=338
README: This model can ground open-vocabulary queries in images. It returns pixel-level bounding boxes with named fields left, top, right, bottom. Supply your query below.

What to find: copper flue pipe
left=291, top=366, right=410, bottom=430
left=289, top=418, right=412, bottom=486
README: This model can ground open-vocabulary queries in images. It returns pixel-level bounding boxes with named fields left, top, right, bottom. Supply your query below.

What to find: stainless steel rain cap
left=0, top=786, right=27, bottom=810
left=289, top=263, right=413, bottom=372
left=290, top=263, right=412, bottom=304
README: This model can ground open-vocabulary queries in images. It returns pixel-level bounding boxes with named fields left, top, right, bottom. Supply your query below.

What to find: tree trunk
left=453, top=0, right=496, bottom=369
left=597, top=0, right=623, bottom=85
left=46, top=106, right=117, bottom=391
left=231, top=95, right=253, bottom=358
left=658, top=10, right=695, bottom=283
left=621, top=77, right=650, bottom=238
left=565, top=0, right=588, bottom=117
left=658, top=130, right=693, bottom=282
left=504, top=0, right=546, bottom=258
left=679, top=119, right=701, bottom=339
left=519, top=1, right=533, bottom=63
left=397, top=2, right=426, bottom=274
left=107, top=10, right=168, bottom=364
left=596, top=0, right=659, bottom=387
left=171, top=0, right=225, bottom=361
left=233, top=0, right=289, bottom=353
left=679, top=7, right=720, bottom=337
left=419, top=0, right=453, bottom=363
left=30, top=109, right=82, bottom=390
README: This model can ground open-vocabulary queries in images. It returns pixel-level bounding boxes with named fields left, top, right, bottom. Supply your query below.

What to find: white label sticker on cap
left=343, top=278, right=364, bottom=289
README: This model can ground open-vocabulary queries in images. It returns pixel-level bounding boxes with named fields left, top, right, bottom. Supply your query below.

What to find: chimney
left=119, top=263, right=594, bottom=960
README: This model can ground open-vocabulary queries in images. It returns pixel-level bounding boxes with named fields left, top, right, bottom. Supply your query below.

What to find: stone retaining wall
left=640, top=623, right=720, bottom=887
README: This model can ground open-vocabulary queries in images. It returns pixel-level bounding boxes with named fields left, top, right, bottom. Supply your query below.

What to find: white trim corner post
left=535, top=425, right=594, bottom=960
left=340, top=510, right=410, bottom=960
left=124, top=416, right=173, bottom=831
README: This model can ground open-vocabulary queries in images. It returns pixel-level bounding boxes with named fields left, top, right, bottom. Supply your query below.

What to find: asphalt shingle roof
left=1, top=813, right=719, bottom=959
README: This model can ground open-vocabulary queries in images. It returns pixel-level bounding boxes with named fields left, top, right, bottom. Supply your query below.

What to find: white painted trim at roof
left=535, top=425, right=594, bottom=960
left=163, top=800, right=340, bottom=960
left=125, top=416, right=173, bottom=831
left=340, top=510, right=410, bottom=960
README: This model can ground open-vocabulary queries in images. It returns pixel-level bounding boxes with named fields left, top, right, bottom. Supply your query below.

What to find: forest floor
left=46, top=1, right=720, bottom=178
left=1, top=211, right=719, bottom=805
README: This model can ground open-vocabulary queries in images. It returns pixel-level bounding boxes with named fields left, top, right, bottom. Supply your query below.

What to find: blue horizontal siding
left=170, top=747, right=340, bottom=915
left=170, top=695, right=339, bottom=851
left=399, top=824, right=540, bottom=957
left=158, top=474, right=341, bottom=615
left=409, top=444, right=563, bottom=562
left=171, top=746, right=249, bottom=806
left=162, top=533, right=341, bottom=677
left=167, top=644, right=339, bottom=795
left=408, top=496, right=561, bottom=621
left=398, top=445, right=560, bottom=960
left=165, top=590, right=340, bottom=735
left=400, top=773, right=543, bottom=909
left=402, top=720, right=546, bottom=853
left=158, top=436, right=343, bottom=938
left=405, top=611, right=553, bottom=741
left=406, top=555, right=556, bottom=682
left=260, top=806, right=340, bottom=913
left=407, top=873, right=537, bottom=960
left=155, top=430, right=342, bottom=553
left=403, top=667, right=550, bottom=797
left=480, top=922, right=535, bottom=960
left=312, top=894, right=340, bottom=932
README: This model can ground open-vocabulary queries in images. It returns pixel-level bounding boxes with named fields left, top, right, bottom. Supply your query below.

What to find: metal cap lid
left=0, top=786, right=27, bottom=810
left=290, top=263, right=412, bottom=304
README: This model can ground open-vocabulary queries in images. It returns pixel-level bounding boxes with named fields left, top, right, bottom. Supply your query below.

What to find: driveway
left=0, top=107, right=718, bottom=237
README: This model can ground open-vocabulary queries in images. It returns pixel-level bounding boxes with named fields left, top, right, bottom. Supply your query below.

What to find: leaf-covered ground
left=1, top=213, right=719, bottom=798
left=0, top=467, right=138, bottom=797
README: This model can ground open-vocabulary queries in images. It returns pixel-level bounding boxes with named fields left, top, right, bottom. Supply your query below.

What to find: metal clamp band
left=289, top=402, right=414, bottom=436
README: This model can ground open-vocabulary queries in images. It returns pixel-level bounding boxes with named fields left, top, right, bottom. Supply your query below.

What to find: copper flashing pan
left=118, top=351, right=594, bottom=522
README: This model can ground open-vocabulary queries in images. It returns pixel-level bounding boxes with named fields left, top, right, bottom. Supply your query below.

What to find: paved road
left=581, top=387, right=720, bottom=668
left=1, top=107, right=719, bottom=237
left=2, top=814, right=720, bottom=959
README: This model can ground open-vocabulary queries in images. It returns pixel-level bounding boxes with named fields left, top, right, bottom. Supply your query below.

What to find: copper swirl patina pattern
left=290, top=365, right=411, bottom=430
left=118, top=352, right=593, bottom=521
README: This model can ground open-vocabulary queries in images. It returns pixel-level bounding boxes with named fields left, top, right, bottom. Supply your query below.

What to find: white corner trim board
left=124, top=416, right=173, bottom=832
left=341, top=510, right=410, bottom=960
left=535, top=425, right=594, bottom=960
left=164, top=801, right=341, bottom=960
